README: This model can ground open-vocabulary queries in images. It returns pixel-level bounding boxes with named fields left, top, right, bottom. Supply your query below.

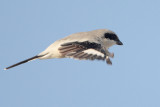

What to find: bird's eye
left=104, top=33, right=117, bottom=40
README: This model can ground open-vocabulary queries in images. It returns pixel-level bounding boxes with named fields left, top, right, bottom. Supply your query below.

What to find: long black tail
left=4, top=55, right=41, bottom=70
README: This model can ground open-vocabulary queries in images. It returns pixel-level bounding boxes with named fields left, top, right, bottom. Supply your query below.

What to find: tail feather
left=4, top=55, right=41, bottom=70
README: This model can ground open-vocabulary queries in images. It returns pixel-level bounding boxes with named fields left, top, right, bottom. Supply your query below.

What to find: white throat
left=103, top=40, right=116, bottom=49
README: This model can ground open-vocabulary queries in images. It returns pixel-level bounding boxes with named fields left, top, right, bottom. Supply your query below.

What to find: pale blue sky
left=0, top=0, right=160, bottom=107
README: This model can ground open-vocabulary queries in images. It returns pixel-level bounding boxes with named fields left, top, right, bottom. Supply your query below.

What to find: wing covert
left=58, top=41, right=106, bottom=61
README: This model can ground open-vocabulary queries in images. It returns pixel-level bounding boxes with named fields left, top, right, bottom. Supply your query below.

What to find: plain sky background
left=0, top=0, right=160, bottom=107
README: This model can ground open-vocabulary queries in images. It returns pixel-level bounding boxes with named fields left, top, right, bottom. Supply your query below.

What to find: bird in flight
left=4, top=29, right=123, bottom=70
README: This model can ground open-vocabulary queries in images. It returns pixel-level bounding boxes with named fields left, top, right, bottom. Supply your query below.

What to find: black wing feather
left=59, top=41, right=106, bottom=61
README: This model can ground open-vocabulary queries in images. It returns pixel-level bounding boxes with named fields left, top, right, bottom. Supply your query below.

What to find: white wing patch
left=83, top=49, right=104, bottom=58
left=64, top=48, right=105, bottom=60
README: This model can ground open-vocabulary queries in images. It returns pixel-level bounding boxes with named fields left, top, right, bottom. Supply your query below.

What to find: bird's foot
left=106, top=56, right=112, bottom=65
left=109, top=53, right=114, bottom=58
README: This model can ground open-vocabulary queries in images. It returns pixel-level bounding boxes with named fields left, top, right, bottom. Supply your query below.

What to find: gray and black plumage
left=59, top=41, right=106, bottom=60
left=4, top=29, right=123, bottom=70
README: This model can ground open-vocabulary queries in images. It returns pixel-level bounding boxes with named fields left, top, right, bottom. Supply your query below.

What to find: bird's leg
left=105, top=50, right=113, bottom=65
left=106, top=50, right=114, bottom=58
left=106, top=56, right=112, bottom=65
left=109, top=53, right=114, bottom=58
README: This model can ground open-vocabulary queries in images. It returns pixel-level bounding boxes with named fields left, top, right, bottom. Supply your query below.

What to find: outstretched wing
left=58, top=41, right=106, bottom=60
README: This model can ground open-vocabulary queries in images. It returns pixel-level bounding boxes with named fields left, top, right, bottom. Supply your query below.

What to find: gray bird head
left=90, top=29, right=123, bottom=48
left=91, top=29, right=123, bottom=49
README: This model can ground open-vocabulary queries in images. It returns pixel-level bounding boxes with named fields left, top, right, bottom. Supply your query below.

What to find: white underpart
left=83, top=49, right=104, bottom=57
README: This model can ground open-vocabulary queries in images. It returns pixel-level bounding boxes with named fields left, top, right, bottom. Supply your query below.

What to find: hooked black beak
left=117, top=41, right=123, bottom=45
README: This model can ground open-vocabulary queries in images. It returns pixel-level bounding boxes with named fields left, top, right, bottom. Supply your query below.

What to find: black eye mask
left=104, top=33, right=119, bottom=41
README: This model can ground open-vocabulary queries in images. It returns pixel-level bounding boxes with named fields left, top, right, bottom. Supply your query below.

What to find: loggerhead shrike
left=4, top=29, right=123, bottom=70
